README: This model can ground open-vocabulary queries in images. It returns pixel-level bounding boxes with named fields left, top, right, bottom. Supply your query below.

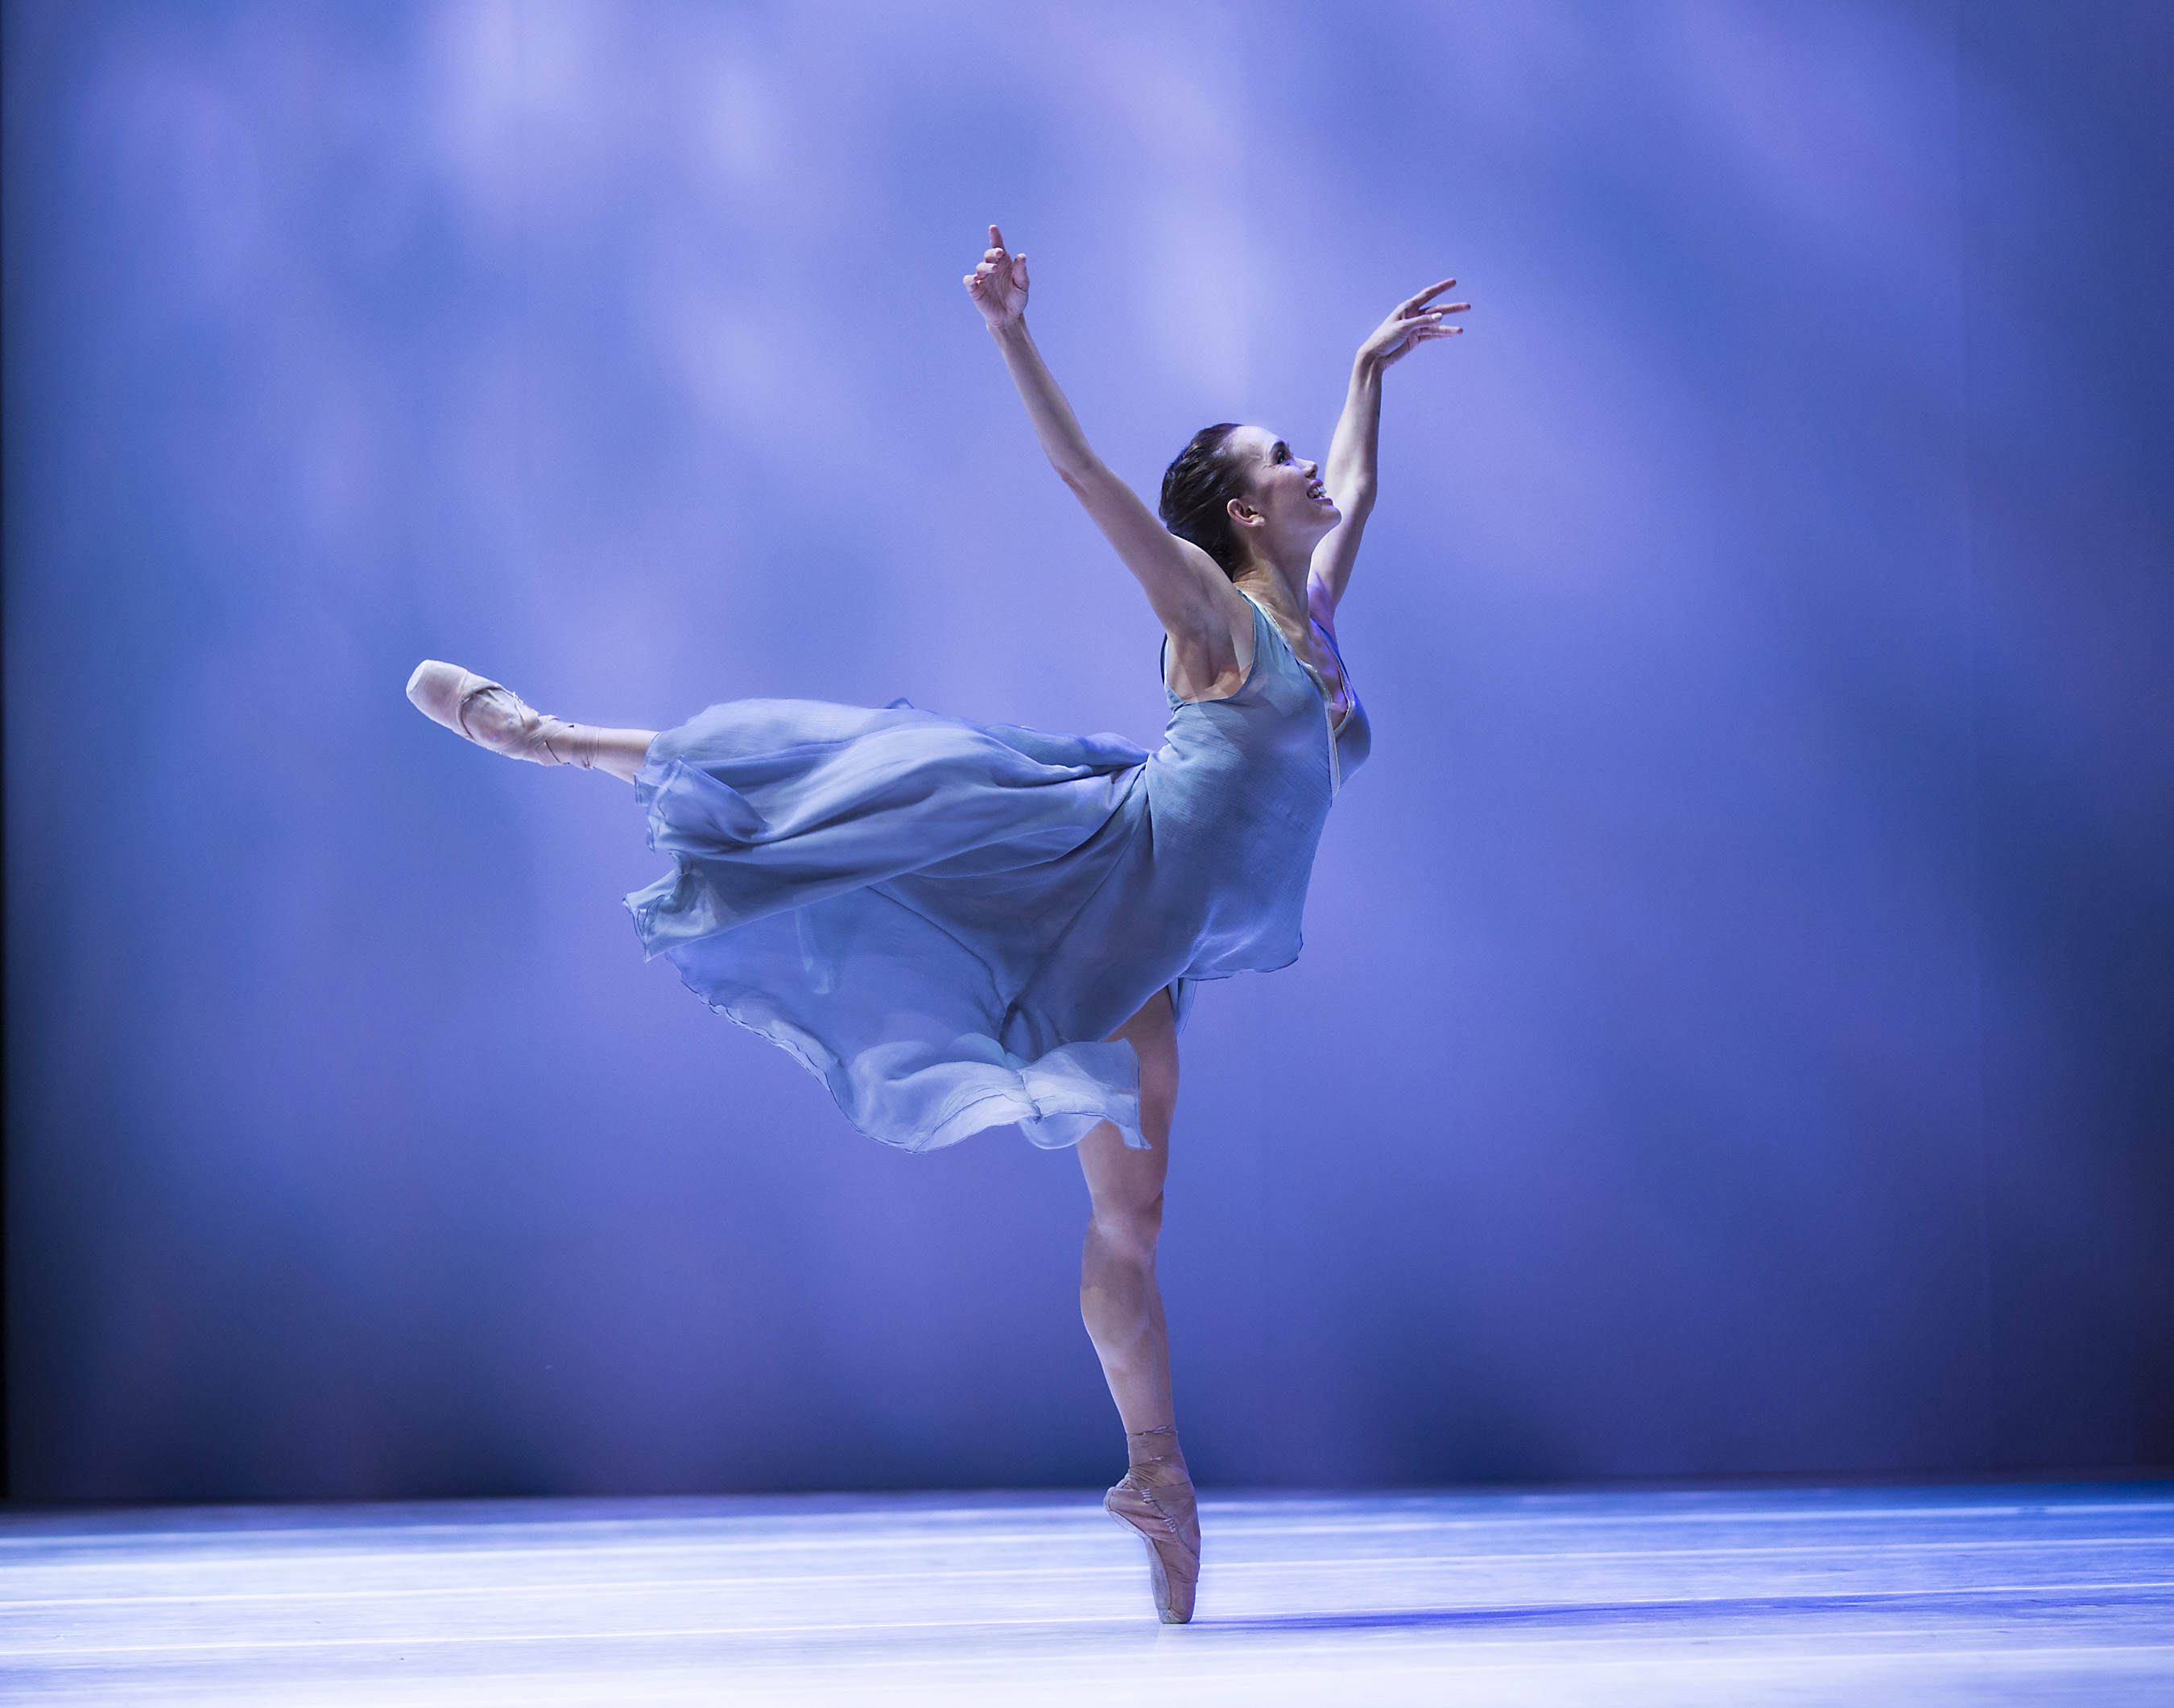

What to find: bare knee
left=1090, top=1194, right=1163, bottom=1264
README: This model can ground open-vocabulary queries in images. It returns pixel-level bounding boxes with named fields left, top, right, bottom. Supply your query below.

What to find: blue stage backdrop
left=6, top=0, right=2171, bottom=1501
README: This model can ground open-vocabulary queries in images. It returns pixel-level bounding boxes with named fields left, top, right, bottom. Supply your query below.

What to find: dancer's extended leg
left=407, top=661, right=655, bottom=783
left=1079, top=987, right=1199, bottom=1622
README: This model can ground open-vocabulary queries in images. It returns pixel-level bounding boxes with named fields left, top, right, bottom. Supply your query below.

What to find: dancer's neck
left=1231, top=560, right=1312, bottom=631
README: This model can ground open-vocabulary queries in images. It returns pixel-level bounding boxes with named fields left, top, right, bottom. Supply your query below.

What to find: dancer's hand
left=1311, top=279, right=1469, bottom=618
left=1358, top=279, right=1469, bottom=369
left=965, top=225, right=1030, bottom=331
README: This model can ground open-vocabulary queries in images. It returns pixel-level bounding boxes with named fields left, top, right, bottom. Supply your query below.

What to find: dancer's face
left=1223, top=426, right=1340, bottom=561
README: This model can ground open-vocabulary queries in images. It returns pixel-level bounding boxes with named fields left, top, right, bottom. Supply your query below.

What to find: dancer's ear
left=1226, top=496, right=1264, bottom=536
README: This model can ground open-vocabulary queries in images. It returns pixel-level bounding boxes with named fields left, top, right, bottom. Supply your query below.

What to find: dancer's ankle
left=1126, top=1423, right=1188, bottom=1478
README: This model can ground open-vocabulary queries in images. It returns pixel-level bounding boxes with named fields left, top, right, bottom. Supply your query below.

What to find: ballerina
left=407, top=225, right=1465, bottom=1622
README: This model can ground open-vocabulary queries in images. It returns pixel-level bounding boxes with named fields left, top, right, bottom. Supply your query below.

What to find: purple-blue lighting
left=6, top=0, right=2170, bottom=1521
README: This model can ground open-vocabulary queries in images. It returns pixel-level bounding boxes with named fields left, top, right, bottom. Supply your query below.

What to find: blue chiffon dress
left=624, top=594, right=1371, bottom=1152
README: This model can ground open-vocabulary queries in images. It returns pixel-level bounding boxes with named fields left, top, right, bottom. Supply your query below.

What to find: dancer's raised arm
left=966, top=227, right=1246, bottom=689
left=1309, top=279, right=1467, bottom=622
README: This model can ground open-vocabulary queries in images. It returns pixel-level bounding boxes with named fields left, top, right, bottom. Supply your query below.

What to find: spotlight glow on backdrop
left=5, top=0, right=2171, bottom=1501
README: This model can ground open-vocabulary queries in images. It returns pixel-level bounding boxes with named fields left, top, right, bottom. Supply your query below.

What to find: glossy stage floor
left=4, top=1482, right=2171, bottom=1705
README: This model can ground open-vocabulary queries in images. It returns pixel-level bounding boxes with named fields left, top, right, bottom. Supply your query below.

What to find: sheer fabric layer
left=626, top=605, right=1369, bottom=1152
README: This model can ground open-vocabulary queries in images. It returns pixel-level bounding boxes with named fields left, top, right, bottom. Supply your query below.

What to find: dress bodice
left=1143, top=596, right=1370, bottom=980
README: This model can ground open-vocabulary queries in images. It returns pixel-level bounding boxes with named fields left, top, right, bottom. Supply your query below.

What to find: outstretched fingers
left=1400, top=299, right=1472, bottom=345
left=1407, top=316, right=1468, bottom=349
left=1362, top=278, right=1472, bottom=366
left=1400, top=277, right=1459, bottom=313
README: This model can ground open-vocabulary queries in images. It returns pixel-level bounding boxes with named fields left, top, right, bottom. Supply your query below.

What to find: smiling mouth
left=1308, top=482, right=1332, bottom=503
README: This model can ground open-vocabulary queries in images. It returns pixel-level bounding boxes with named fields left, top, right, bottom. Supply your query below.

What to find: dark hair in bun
left=1158, top=424, right=1251, bottom=578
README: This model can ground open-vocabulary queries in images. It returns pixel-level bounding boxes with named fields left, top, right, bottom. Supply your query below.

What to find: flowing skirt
left=626, top=697, right=1176, bottom=1152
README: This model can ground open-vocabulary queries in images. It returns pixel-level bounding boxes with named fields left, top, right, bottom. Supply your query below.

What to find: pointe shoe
left=1106, top=1464, right=1201, bottom=1624
left=406, top=660, right=595, bottom=768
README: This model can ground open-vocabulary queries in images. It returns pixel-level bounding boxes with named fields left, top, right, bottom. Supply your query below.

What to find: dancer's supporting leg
left=407, top=661, right=655, bottom=783
left=1079, top=987, right=1200, bottom=1622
